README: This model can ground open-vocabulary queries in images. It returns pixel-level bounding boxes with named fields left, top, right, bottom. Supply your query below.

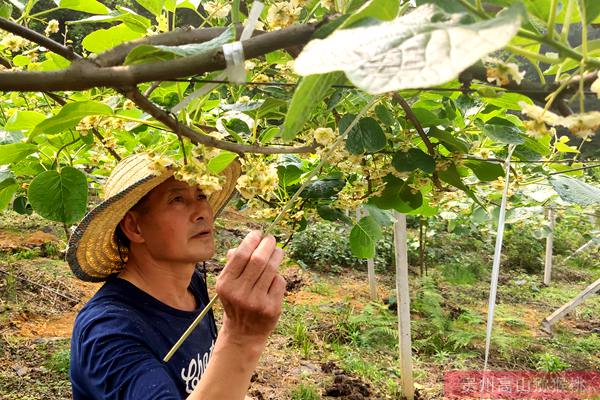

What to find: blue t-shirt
left=70, top=269, right=217, bottom=400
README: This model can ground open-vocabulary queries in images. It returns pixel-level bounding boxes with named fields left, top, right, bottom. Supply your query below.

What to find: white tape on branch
left=171, top=1, right=264, bottom=113
left=483, top=145, right=516, bottom=371
left=223, top=41, right=246, bottom=83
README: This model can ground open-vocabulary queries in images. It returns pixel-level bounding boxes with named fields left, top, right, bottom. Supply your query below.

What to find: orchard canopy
left=0, top=0, right=599, bottom=254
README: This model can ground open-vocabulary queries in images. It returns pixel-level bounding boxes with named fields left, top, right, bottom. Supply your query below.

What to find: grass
left=290, top=382, right=320, bottom=400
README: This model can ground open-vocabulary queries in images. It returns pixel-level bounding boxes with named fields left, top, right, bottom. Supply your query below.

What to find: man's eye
left=171, top=196, right=184, bottom=203
left=197, top=194, right=207, bottom=200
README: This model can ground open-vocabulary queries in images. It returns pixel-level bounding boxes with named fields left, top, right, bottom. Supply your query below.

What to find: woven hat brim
left=67, top=161, right=241, bottom=282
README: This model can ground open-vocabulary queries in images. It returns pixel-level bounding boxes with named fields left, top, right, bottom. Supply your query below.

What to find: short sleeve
left=73, top=310, right=181, bottom=400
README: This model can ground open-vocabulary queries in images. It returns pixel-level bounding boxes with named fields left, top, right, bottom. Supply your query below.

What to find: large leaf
left=31, top=101, right=113, bottom=137
left=392, top=148, right=435, bottom=174
left=343, top=0, right=400, bottom=27
left=135, top=0, right=164, bottom=16
left=125, top=26, right=234, bottom=65
left=207, top=151, right=237, bottom=174
left=0, top=167, right=15, bottom=191
left=67, top=7, right=151, bottom=33
left=281, top=72, right=345, bottom=141
left=294, top=3, right=523, bottom=94
left=342, top=116, right=387, bottom=154
left=59, top=0, right=109, bottom=14
left=0, top=143, right=37, bottom=164
left=28, top=167, right=88, bottom=224
left=349, top=215, right=383, bottom=258
left=428, top=128, right=470, bottom=153
left=301, top=178, right=346, bottom=199
left=82, top=24, right=144, bottom=53
left=550, top=175, right=600, bottom=206
left=369, top=175, right=423, bottom=212
left=464, top=160, right=504, bottom=182
left=317, top=205, right=352, bottom=224
left=4, top=111, right=46, bottom=132
left=0, top=183, right=18, bottom=211
left=482, top=124, right=525, bottom=145
left=0, top=130, right=25, bottom=144
left=438, top=164, right=482, bottom=206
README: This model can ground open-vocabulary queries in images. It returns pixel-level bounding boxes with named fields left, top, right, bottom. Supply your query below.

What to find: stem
left=549, top=163, right=600, bottom=175
left=546, top=0, right=558, bottom=39
left=505, top=44, right=561, bottom=64
left=27, top=7, right=60, bottom=19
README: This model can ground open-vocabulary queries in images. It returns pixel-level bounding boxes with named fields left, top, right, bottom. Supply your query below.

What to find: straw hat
left=67, top=153, right=241, bottom=282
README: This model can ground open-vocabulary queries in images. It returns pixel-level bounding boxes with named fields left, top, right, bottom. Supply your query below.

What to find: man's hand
left=215, top=230, right=286, bottom=347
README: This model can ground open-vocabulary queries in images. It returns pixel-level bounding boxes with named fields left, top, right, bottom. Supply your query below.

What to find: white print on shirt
left=180, top=340, right=216, bottom=394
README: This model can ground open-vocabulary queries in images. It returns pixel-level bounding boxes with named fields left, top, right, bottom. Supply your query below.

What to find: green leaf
left=375, top=104, right=395, bottom=126
left=13, top=195, right=32, bottom=215
left=0, top=168, right=15, bottom=191
left=411, top=108, right=445, bottom=127
left=4, top=111, right=46, bottom=132
left=438, top=164, right=482, bottom=206
left=482, top=124, right=525, bottom=145
left=555, top=141, right=579, bottom=153
left=82, top=24, right=144, bottom=53
left=0, top=143, right=37, bottom=164
left=59, top=0, right=110, bottom=14
left=0, top=183, right=18, bottom=211
left=39, top=53, right=71, bottom=71
left=349, top=215, right=383, bottom=258
left=135, top=0, right=164, bottom=16
left=392, top=148, right=435, bottom=174
left=369, top=175, right=423, bottom=212
left=67, top=7, right=151, bottom=33
left=282, top=72, right=345, bottom=141
left=0, top=2, right=12, bottom=18
left=125, top=26, right=234, bottom=65
left=343, top=0, right=400, bottom=27
left=294, top=3, right=523, bottom=94
left=428, top=128, right=469, bottom=153
left=363, top=204, right=394, bottom=226
left=207, top=151, right=237, bottom=174
left=0, top=130, right=24, bottom=144
left=317, top=205, right=352, bottom=224
left=12, top=54, right=30, bottom=66
left=31, top=101, right=113, bottom=137
left=343, top=116, right=387, bottom=154
left=28, top=167, right=88, bottom=224
left=550, top=175, right=600, bottom=206
left=301, top=179, right=346, bottom=199
left=464, top=160, right=504, bottom=182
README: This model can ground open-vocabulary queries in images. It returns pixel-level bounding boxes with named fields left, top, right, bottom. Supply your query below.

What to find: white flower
left=45, top=20, right=60, bottom=36
left=204, top=1, right=231, bottom=18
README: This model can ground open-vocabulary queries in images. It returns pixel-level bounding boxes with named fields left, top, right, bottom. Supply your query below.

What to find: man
left=67, top=153, right=285, bottom=399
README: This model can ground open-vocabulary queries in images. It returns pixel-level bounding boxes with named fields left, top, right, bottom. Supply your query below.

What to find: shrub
left=502, top=223, right=544, bottom=273
left=288, top=221, right=396, bottom=272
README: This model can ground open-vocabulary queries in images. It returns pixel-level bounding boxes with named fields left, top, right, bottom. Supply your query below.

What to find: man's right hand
left=215, top=230, right=286, bottom=347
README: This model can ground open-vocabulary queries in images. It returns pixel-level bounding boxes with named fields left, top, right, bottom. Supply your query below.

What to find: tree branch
left=392, top=93, right=436, bottom=155
left=124, top=87, right=317, bottom=155
left=0, top=23, right=317, bottom=92
left=0, top=17, right=81, bottom=61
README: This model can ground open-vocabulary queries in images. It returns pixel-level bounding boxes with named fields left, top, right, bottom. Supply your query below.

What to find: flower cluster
left=45, top=20, right=60, bottom=36
left=1, top=33, right=29, bottom=52
left=148, top=153, right=224, bottom=196
left=484, top=57, right=525, bottom=86
left=204, top=1, right=231, bottom=18
left=76, top=116, right=126, bottom=136
left=313, top=127, right=335, bottom=146
left=267, top=1, right=302, bottom=30
left=236, top=156, right=279, bottom=200
left=519, top=101, right=600, bottom=139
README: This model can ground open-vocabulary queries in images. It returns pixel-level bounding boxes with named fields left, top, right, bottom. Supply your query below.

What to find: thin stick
left=162, top=96, right=380, bottom=362
left=163, top=293, right=219, bottom=362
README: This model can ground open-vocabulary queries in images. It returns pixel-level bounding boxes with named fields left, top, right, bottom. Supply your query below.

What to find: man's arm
left=189, top=231, right=286, bottom=400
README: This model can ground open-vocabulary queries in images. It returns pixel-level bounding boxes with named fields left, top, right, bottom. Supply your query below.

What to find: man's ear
left=119, top=211, right=145, bottom=244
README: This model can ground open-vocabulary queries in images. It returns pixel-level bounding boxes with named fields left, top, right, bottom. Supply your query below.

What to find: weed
left=308, top=281, right=333, bottom=296
left=290, top=382, right=320, bottom=400
left=535, top=353, right=570, bottom=372
left=45, top=348, right=70, bottom=375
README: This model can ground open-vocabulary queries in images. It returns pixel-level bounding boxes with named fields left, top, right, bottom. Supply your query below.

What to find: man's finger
left=239, top=235, right=277, bottom=287
left=223, top=230, right=262, bottom=278
left=253, top=247, right=284, bottom=293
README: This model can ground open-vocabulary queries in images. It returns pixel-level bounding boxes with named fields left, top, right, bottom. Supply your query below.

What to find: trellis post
left=356, top=208, right=378, bottom=301
left=543, top=207, right=555, bottom=286
left=393, top=212, right=415, bottom=400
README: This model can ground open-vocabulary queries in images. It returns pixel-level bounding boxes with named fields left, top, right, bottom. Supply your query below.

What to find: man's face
left=129, top=177, right=215, bottom=264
